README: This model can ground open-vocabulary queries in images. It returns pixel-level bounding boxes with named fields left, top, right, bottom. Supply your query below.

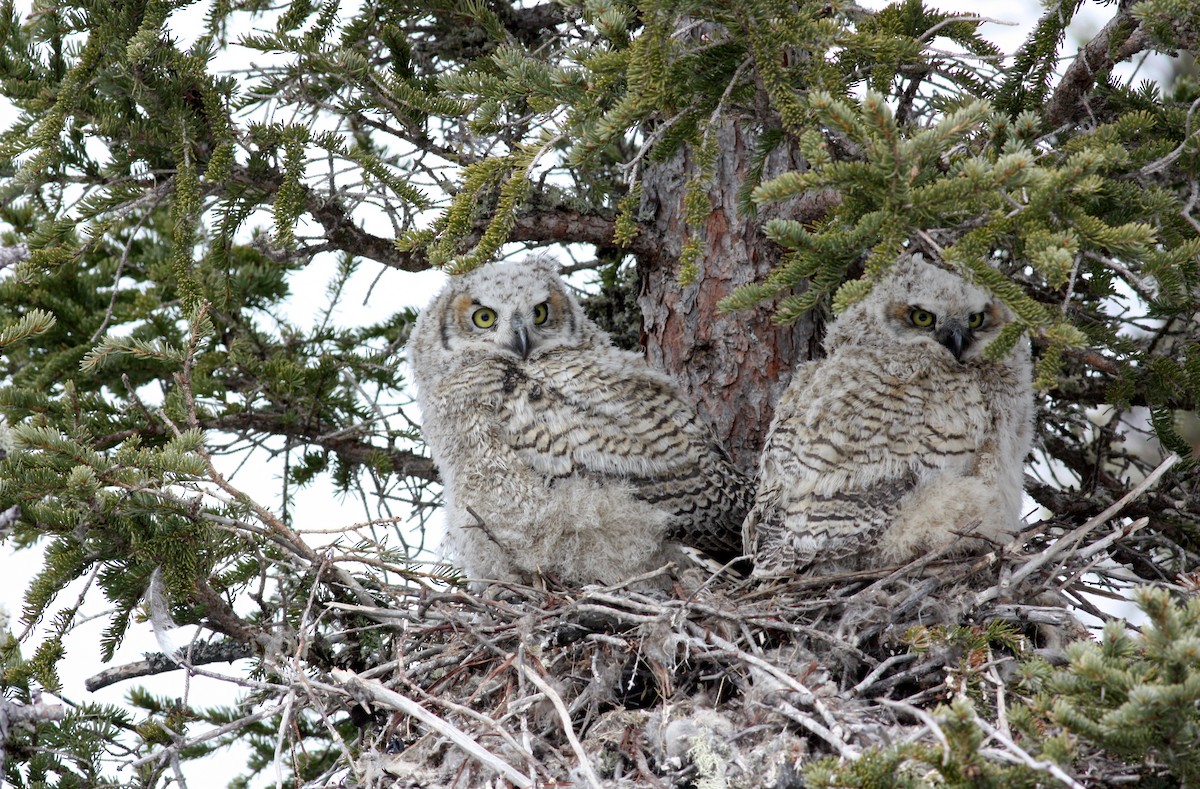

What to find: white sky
left=0, top=0, right=1173, bottom=784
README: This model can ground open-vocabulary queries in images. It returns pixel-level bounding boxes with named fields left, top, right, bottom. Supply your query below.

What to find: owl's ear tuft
left=523, top=253, right=563, bottom=278
left=886, top=253, right=933, bottom=283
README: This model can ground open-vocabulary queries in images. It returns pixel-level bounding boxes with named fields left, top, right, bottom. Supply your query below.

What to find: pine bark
left=637, top=121, right=829, bottom=470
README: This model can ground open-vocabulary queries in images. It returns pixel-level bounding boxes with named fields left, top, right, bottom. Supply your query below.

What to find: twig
left=847, top=653, right=919, bottom=697
left=597, top=562, right=676, bottom=592
left=776, top=702, right=861, bottom=762
left=879, top=698, right=951, bottom=764
left=1077, top=517, right=1150, bottom=561
left=400, top=677, right=539, bottom=769
left=331, top=669, right=534, bottom=788
left=273, top=690, right=296, bottom=788
left=517, top=661, right=604, bottom=789
left=697, top=629, right=859, bottom=760
left=973, top=712, right=1085, bottom=789
left=978, top=453, right=1180, bottom=605
left=987, top=655, right=1009, bottom=739
left=918, top=15, right=1015, bottom=44
left=130, top=704, right=284, bottom=769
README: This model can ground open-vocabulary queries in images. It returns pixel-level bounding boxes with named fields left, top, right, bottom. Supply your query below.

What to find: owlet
left=409, top=257, right=753, bottom=585
left=746, top=255, right=1033, bottom=576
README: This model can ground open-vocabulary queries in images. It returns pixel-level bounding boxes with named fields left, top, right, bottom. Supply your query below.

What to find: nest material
left=323, top=505, right=1163, bottom=788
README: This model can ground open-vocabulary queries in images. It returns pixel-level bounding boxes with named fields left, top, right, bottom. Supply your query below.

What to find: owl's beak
left=507, top=319, right=531, bottom=359
left=935, top=321, right=972, bottom=361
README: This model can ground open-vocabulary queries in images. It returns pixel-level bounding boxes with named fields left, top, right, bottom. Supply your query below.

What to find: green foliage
left=806, top=698, right=1055, bottom=788
left=0, top=0, right=1197, bottom=785
left=730, top=79, right=1199, bottom=451
left=2, top=701, right=132, bottom=788
left=995, top=0, right=1086, bottom=117
left=1041, top=588, right=1200, bottom=785
left=812, top=591, right=1200, bottom=788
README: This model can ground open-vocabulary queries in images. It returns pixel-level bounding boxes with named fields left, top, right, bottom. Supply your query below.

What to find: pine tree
left=0, top=0, right=1197, bottom=786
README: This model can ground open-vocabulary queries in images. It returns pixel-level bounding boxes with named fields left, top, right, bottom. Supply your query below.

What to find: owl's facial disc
left=460, top=293, right=562, bottom=359
left=901, top=305, right=993, bottom=361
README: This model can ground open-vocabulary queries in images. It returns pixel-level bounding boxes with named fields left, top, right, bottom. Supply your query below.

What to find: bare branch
left=330, top=669, right=535, bottom=788
left=1044, top=4, right=1151, bottom=127
left=84, top=641, right=256, bottom=692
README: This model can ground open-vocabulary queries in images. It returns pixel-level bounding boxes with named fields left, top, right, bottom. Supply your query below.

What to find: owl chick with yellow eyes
left=408, top=257, right=752, bottom=586
left=745, top=255, right=1034, bottom=577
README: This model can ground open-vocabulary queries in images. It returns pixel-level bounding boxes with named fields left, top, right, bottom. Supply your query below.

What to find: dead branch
left=331, top=669, right=535, bottom=788
left=84, top=640, right=256, bottom=692
left=1044, top=3, right=1151, bottom=128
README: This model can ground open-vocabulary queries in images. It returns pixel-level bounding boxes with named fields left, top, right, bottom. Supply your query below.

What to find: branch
left=0, top=697, right=65, bottom=725
left=84, top=640, right=256, bottom=692
left=94, top=411, right=439, bottom=484
left=1044, top=2, right=1150, bottom=127
left=206, top=412, right=439, bottom=483
left=0, top=696, right=66, bottom=776
left=973, top=712, right=1086, bottom=789
left=978, top=452, right=1181, bottom=606
left=236, top=163, right=666, bottom=270
left=518, top=661, right=604, bottom=789
left=331, top=669, right=534, bottom=788
left=512, top=206, right=667, bottom=266
left=230, top=165, right=429, bottom=272
left=1057, top=345, right=1122, bottom=378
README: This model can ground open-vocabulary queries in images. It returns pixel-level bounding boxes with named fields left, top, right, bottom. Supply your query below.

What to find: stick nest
left=325, top=509, right=1160, bottom=788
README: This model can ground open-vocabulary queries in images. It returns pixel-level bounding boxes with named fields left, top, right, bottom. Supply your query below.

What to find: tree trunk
left=638, top=121, right=826, bottom=470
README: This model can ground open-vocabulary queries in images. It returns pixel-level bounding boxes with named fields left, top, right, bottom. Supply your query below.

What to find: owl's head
left=827, top=255, right=1014, bottom=362
left=409, top=256, right=598, bottom=371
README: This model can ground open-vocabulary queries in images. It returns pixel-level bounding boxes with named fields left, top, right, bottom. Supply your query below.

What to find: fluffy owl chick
left=408, top=257, right=752, bottom=586
left=746, top=255, right=1033, bottom=577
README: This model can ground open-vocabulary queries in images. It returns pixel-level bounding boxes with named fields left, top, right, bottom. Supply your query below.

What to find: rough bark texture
left=638, top=121, right=826, bottom=470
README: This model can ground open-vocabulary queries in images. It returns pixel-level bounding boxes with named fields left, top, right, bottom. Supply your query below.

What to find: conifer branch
left=236, top=163, right=664, bottom=270
left=511, top=206, right=665, bottom=266
left=91, top=414, right=440, bottom=484
left=231, top=165, right=429, bottom=272
left=194, top=444, right=381, bottom=609
left=207, top=412, right=439, bottom=483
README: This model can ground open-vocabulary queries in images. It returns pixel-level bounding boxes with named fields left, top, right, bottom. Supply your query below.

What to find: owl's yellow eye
left=968, top=311, right=985, bottom=329
left=471, top=307, right=497, bottom=329
left=909, top=308, right=936, bottom=328
left=532, top=302, right=549, bottom=325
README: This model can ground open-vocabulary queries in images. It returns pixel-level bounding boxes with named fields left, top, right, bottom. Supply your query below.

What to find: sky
left=0, top=0, right=1175, bottom=784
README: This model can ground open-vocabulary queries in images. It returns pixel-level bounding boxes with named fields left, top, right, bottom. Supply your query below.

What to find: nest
left=321, top=503, right=1160, bottom=788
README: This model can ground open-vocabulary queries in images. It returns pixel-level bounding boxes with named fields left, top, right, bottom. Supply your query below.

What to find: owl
left=408, top=256, right=753, bottom=586
left=745, top=254, right=1033, bottom=577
